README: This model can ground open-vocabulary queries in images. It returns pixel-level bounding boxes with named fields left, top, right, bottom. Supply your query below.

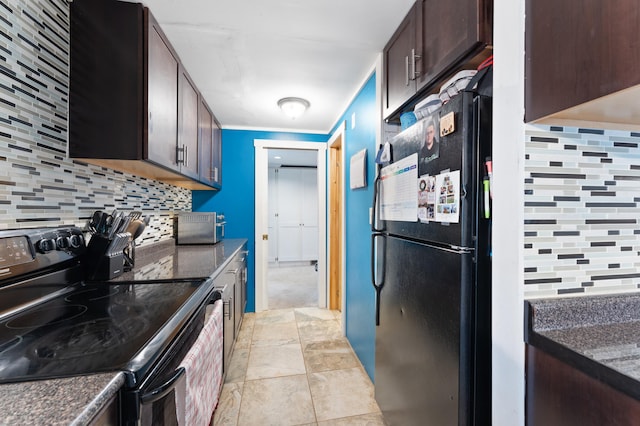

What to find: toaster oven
left=175, top=212, right=225, bottom=245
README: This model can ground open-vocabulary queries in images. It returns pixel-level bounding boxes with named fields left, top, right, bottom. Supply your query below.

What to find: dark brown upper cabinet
left=525, top=0, right=640, bottom=129
left=383, top=3, right=419, bottom=117
left=198, top=98, right=222, bottom=188
left=177, top=69, right=200, bottom=180
left=146, top=17, right=179, bottom=172
left=383, top=0, right=493, bottom=120
left=212, top=118, right=222, bottom=187
left=69, top=0, right=219, bottom=190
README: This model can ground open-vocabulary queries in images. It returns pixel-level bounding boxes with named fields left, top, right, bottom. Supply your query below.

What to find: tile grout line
left=230, top=313, right=256, bottom=426
left=296, top=307, right=321, bottom=425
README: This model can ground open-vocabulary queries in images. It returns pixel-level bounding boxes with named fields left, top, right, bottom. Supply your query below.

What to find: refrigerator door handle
left=371, top=169, right=385, bottom=233
left=371, top=231, right=386, bottom=326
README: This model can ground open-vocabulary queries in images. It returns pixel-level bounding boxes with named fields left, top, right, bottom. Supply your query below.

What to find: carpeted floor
left=267, top=262, right=318, bottom=309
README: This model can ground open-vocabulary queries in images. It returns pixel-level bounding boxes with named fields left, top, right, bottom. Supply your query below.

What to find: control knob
left=55, top=236, right=69, bottom=250
left=68, top=234, right=84, bottom=249
left=36, top=238, right=56, bottom=253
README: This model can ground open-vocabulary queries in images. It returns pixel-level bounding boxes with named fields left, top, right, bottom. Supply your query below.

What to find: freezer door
left=380, top=92, right=492, bottom=248
left=374, top=236, right=474, bottom=426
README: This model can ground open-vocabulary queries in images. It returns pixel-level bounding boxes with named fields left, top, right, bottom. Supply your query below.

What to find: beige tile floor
left=212, top=307, right=386, bottom=426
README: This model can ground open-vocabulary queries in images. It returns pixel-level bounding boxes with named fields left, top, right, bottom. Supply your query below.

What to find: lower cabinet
left=526, top=345, right=640, bottom=426
left=214, top=243, right=248, bottom=377
left=213, top=272, right=235, bottom=375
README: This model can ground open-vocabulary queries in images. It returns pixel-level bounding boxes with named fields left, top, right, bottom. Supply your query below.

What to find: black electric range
left=0, top=226, right=218, bottom=424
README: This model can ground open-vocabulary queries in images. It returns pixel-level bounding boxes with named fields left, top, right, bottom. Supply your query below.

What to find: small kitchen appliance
left=175, top=212, right=225, bottom=245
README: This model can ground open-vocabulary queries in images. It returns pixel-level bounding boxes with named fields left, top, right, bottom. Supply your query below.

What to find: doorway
left=267, top=149, right=319, bottom=309
left=254, top=140, right=327, bottom=312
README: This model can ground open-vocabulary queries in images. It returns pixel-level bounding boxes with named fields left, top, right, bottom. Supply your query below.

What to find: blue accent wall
left=193, top=130, right=327, bottom=312
left=331, top=72, right=378, bottom=380
left=195, top=73, right=379, bottom=380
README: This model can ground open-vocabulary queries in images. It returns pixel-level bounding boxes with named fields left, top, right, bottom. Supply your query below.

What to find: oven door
left=139, top=367, right=187, bottom=426
left=121, top=288, right=223, bottom=426
left=121, top=301, right=207, bottom=426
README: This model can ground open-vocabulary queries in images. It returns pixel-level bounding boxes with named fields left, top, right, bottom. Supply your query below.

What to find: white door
left=300, top=168, right=318, bottom=260
left=275, top=167, right=318, bottom=262
left=268, top=168, right=278, bottom=262
left=277, top=168, right=303, bottom=261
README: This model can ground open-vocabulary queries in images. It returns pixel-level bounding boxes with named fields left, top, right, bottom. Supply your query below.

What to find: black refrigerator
left=371, top=91, right=491, bottom=426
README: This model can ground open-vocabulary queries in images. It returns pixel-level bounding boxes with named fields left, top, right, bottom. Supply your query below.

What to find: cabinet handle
left=148, top=112, right=153, bottom=134
left=410, top=48, right=421, bottom=80
left=176, top=144, right=189, bottom=166
left=226, top=268, right=239, bottom=275
left=223, top=300, right=232, bottom=319
left=404, top=55, right=410, bottom=86
left=176, top=145, right=185, bottom=165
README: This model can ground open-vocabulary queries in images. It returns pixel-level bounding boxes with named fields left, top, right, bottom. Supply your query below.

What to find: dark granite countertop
left=0, top=373, right=124, bottom=426
left=525, top=294, right=640, bottom=400
left=112, top=238, right=248, bottom=282
left=0, top=239, right=247, bottom=425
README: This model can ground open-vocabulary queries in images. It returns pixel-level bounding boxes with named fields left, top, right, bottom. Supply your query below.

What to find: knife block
left=84, top=235, right=125, bottom=281
left=123, top=240, right=135, bottom=272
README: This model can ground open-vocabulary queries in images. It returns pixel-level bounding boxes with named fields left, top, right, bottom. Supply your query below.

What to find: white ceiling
left=135, top=0, right=415, bottom=133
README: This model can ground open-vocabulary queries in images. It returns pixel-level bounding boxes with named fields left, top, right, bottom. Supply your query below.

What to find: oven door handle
left=140, top=367, right=186, bottom=404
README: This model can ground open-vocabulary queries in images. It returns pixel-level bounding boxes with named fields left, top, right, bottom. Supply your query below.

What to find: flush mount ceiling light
left=277, top=97, right=310, bottom=119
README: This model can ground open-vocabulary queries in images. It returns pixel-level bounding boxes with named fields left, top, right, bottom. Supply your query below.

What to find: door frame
left=327, top=122, right=346, bottom=328
left=254, top=139, right=327, bottom=312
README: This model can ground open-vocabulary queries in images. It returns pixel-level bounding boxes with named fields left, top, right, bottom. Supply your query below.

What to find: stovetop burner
left=0, top=279, right=202, bottom=383
left=6, top=305, right=88, bottom=329
left=65, top=287, right=120, bottom=303
left=30, top=317, right=150, bottom=360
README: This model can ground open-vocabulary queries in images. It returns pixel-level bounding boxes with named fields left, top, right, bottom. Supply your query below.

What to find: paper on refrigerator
left=435, top=170, right=460, bottom=223
left=380, top=153, right=418, bottom=222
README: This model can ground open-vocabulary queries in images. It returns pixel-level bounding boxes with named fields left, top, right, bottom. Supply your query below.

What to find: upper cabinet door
left=198, top=99, right=214, bottom=185
left=383, top=4, right=417, bottom=117
left=525, top=0, right=640, bottom=124
left=198, top=99, right=222, bottom=188
left=147, top=17, right=179, bottom=170
left=416, top=0, right=492, bottom=91
left=69, top=0, right=144, bottom=160
left=212, top=119, right=222, bottom=186
left=178, top=69, right=199, bottom=179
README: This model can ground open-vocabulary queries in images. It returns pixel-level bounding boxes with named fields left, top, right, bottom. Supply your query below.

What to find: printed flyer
left=380, top=153, right=418, bottom=222
left=417, top=175, right=436, bottom=222
left=434, top=170, right=460, bottom=223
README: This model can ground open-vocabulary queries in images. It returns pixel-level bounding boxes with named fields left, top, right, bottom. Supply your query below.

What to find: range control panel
left=0, top=227, right=86, bottom=279
left=33, top=228, right=85, bottom=254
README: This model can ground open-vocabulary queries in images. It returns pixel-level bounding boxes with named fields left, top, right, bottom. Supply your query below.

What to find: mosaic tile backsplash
left=0, top=0, right=190, bottom=244
left=525, top=125, right=640, bottom=298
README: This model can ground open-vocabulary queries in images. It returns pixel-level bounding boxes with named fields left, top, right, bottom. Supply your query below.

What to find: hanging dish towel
left=178, top=299, right=224, bottom=426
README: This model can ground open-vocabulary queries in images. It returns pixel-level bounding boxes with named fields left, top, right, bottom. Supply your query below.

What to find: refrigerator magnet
left=440, top=111, right=455, bottom=137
